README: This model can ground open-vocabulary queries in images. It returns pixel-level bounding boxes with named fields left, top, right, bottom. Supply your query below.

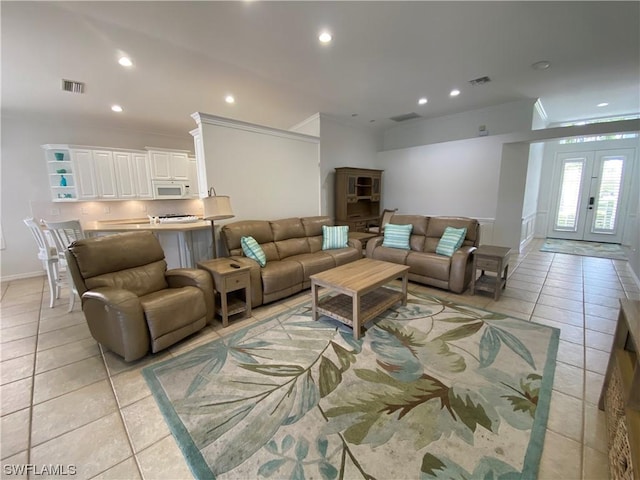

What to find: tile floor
left=1, top=238, right=639, bottom=479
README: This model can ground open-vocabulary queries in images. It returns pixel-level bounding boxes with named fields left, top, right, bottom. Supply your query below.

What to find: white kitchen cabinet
left=113, top=152, right=136, bottom=198
left=113, top=151, right=153, bottom=199
left=93, top=150, right=118, bottom=199
left=71, top=149, right=98, bottom=200
left=149, top=149, right=189, bottom=180
left=133, top=153, right=153, bottom=199
left=44, top=144, right=192, bottom=201
left=187, top=157, right=200, bottom=198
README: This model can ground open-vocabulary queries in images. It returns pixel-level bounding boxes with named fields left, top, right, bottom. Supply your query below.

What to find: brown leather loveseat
left=66, top=231, right=214, bottom=361
left=221, top=216, right=362, bottom=308
left=366, top=215, right=479, bottom=293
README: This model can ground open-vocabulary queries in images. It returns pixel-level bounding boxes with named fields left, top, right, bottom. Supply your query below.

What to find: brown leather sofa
left=221, top=216, right=362, bottom=308
left=366, top=215, right=479, bottom=293
left=66, top=231, right=214, bottom=361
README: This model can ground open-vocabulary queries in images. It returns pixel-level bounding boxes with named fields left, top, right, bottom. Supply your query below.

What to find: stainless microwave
left=152, top=181, right=191, bottom=199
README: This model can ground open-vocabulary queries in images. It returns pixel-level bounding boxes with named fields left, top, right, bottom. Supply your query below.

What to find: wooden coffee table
left=310, top=258, right=410, bottom=339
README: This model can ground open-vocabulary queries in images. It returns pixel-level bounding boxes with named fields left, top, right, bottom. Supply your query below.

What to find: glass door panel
left=554, top=158, right=585, bottom=232
left=582, top=150, right=632, bottom=243
left=548, top=148, right=634, bottom=243
left=549, top=152, right=592, bottom=239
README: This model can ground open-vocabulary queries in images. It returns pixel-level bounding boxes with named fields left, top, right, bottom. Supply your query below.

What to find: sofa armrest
left=449, top=245, right=477, bottom=293
left=229, top=256, right=264, bottom=308
left=347, top=238, right=362, bottom=251
left=166, top=269, right=215, bottom=323
left=365, top=236, right=384, bottom=258
left=81, top=287, right=149, bottom=362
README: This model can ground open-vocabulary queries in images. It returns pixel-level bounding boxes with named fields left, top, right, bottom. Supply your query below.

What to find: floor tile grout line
left=26, top=279, right=46, bottom=467
left=99, top=344, right=146, bottom=480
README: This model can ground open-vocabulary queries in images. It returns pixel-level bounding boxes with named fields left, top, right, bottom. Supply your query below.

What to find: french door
left=548, top=149, right=634, bottom=243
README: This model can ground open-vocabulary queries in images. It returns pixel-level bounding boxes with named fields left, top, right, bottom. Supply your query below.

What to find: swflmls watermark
left=3, top=464, right=77, bottom=476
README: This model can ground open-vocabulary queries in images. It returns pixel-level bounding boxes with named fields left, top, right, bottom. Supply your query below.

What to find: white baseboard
left=1, top=271, right=45, bottom=283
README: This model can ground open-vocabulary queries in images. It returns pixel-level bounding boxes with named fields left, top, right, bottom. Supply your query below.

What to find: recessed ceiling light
left=532, top=60, right=551, bottom=70
left=418, top=97, right=428, bottom=105
left=225, top=95, right=235, bottom=104
left=450, top=89, right=461, bottom=97
left=111, top=105, right=123, bottom=112
left=597, top=102, right=609, bottom=107
left=118, top=56, right=133, bottom=67
left=319, top=31, right=332, bottom=44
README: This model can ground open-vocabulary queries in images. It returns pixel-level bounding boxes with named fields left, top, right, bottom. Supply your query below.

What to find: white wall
left=318, top=115, right=380, bottom=219
left=378, top=136, right=503, bottom=243
left=1, top=113, right=194, bottom=280
left=382, top=99, right=537, bottom=150
left=521, top=142, right=545, bottom=246
left=194, top=114, right=320, bottom=221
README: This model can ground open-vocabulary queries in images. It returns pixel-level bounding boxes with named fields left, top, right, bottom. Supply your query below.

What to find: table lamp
left=202, top=188, right=234, bottom=258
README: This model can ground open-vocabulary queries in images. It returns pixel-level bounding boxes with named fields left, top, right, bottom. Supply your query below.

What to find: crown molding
left=192, top=112, right=320, bottom=144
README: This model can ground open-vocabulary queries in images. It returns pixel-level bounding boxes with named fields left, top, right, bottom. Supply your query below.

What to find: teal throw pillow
left=382, top=223, right=412, bottom=250
left=436, top=226, right=467, bottom=257
left=240, top=236, right=266, bottom=267
left=322, top=225, right=349, bottom=250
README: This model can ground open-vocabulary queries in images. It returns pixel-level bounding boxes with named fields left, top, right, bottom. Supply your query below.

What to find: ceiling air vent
left=61, top=79, right=85, bottom=94
left=389, top=112, right=421, bottom=122
left=468, top=76, right=491, bottom=86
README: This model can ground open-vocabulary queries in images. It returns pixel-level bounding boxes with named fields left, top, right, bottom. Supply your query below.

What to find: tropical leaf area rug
left=540, top=238, right=627, bottom=260
left=143, top=290, right=560, bottom=480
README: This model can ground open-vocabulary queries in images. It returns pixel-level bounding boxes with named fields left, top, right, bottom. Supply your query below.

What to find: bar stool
left=23, top=217, right=59, bottom=308
left=42, top=219, right=85, bottom=312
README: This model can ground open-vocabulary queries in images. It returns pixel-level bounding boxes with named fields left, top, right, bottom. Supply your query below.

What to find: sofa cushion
left=425, top=217, right=478, bottom=252
left=84, top=260, right=169, bottom=297
left=406, top=251, right=450, bottom=281
left=323, top=246, right=362, bottom=266
left=270, top=218, right=306, bottom=241
left=261, top=260, right=304, bottom=296
left=301, top=216, right=332, bottom=237
left=322, top=225, right=349, bottom=250
left=382, top=223, right=413, bottom=250
left=222, top=220, right=273, bottom=252
left=391, top=215, right=429, bottom=236
left=308, top=236, right=323, bottom=253
left=288, top=252, right=336, bottom=281
left=140, top=286, right=206, bottom=342
left=241, top=236, right=267, bottom=267
left=384, top=215, right=427, bottom=251
left=369, top=245, right=410, bottom=265
left=436, top=226, right=468, bottom=257
left=276, top=237, right=310, bottom=259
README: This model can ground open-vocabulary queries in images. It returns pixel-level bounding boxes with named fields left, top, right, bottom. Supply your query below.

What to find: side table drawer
left=225, top=273, right=249, bottom=291
left=476, top=258, right=498, bottom=271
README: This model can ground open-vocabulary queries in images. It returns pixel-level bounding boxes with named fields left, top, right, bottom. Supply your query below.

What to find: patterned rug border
left=540, top=238, right=627, bottom=260
left=143, top=292, right=560, bottom=480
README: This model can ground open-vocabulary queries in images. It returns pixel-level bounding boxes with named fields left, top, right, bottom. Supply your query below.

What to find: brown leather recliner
left=66, top=231, right=214, bottom=362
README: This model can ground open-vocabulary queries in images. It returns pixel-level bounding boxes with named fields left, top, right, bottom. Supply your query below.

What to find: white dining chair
left=42, top=219, right=85, bottom=312
left=23, top=217, right=59, bottom=308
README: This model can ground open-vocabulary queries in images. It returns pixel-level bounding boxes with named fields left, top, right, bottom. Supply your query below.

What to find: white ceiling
left=3, top=1, right=639, bottom=137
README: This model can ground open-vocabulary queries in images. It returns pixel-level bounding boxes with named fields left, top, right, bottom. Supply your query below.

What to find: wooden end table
left=471, top=245, right=511, bottom=300
left=310, top=258, right=409, bottom=339
left=348, top=231, right=377, bottom=253
left=197, top=258, right=252, bottom=327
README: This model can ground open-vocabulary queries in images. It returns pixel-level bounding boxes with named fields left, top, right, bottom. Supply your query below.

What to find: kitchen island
left=83, top=219, right=212, bottom=269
